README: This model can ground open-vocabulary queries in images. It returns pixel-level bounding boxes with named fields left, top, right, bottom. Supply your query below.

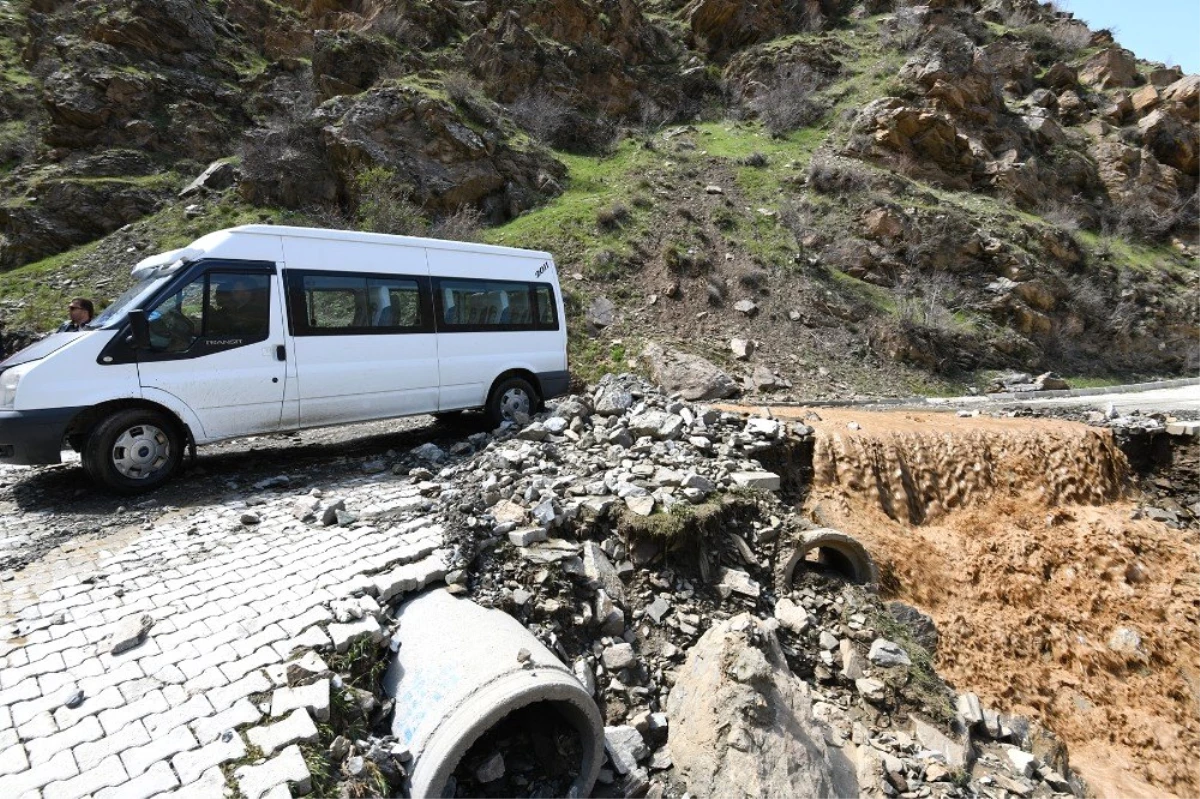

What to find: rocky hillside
left=0, top=0, right=1196, bottom=394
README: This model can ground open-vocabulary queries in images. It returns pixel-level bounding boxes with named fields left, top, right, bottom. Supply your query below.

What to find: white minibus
left=0, top=225, right=569, bottom=492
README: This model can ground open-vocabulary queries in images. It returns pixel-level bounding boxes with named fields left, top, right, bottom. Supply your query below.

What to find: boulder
left=1137, top=109, right=1199, bottom=175
left=1162, top=75, right=1199, bottom=123
left=288, top=84, right=566, bottom=221
left=1079, top=47, right=1140, bottom=90
left=848, top=98, right=979, bottom=186
left=587, top=296, right=617, bottom=329
left=667, top=613, right=857, bottom=797
left=642, top=342, right=738, bottom=401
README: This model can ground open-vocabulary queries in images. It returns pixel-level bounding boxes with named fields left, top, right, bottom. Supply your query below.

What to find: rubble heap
left=281, top=373, right=1087, bottom=799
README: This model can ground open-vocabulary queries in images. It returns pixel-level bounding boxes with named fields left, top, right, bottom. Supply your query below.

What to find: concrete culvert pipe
left=383, top=588, right=604, bottom=798
left=776, top=528, right=879, bottom=591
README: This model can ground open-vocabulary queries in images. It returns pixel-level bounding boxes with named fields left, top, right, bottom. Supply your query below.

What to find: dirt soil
left=762, top=406, right=1200, bottom=799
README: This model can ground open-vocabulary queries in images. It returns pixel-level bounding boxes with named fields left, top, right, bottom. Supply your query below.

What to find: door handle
left=275, top=345, right=286, bottom=361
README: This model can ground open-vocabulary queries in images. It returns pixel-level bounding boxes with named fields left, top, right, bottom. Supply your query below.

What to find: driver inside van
left=209, top=277, right=268, bottom=337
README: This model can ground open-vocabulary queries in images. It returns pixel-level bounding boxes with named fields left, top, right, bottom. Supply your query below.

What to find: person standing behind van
left=58, top=297, right=94, bottom=332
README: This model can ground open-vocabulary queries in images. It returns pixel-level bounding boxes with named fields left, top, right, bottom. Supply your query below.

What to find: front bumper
left=0, top=406, right=83, bottom=465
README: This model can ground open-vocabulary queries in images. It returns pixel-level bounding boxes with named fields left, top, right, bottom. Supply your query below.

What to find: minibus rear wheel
left=486, top=376, right=538, bottom=428
left=83, top=409, right=183, bottom=494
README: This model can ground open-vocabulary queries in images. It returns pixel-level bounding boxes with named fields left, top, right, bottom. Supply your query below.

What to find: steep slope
left=0, top=0, right=1196, bottom=391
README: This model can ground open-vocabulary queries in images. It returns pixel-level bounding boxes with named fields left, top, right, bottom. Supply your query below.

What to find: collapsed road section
left=2, top=374, right=1195, bottom=798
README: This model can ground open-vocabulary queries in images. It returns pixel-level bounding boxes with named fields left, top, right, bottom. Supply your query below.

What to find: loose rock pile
left=295, top=373, right=1087, bottom=798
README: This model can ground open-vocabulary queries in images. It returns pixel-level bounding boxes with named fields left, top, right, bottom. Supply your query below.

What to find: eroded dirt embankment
left=775, top=408, right=1199, bottom=799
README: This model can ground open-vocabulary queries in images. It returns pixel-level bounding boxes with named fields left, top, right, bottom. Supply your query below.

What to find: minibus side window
left=288, top=271, right=430, bottom=335
left=435, top=278, right=559, bottom=332
left=533, top=286, right=557, bottom=328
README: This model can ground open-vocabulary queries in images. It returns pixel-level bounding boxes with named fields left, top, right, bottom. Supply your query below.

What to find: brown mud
left=771, top=408, right=1200, bottom=799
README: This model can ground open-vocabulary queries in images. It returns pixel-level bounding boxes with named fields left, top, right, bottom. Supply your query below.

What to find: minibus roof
left=224, top=225, right=554, bottom=261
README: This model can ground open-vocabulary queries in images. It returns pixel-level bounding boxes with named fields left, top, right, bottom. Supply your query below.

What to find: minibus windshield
left=90, top=274, right=172, bottom=329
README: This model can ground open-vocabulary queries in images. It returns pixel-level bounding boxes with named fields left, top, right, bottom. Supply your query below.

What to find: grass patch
left=618, top=499, right=728, bottom=545
left=866, top=605, right=956, bottom=725
left=1075, top=230, right=1191, bottom=277
left=569, top=329, right=634, bottom=385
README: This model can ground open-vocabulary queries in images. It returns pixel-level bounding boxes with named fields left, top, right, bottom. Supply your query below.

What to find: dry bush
left=1106, top=184, right=1179, bottom=242
left=779, top=200, right=816, bottom=243
left=734, top=264, right=770, bottom=290
left=807, top=155, right=872, bottom=194
left=371, top=7, right=431, bottom=47
left=354, top=167, right=428, bottom=236
left=1068, top=280, right=1110, bottom=324
left=429, top=206, right=484, bottom=242
left=596, top=203, right=630, bottom=231
left=1038, top=200, right=1084, bottom=232
left=739, top=151, right=769, bottom=167
left=1049, top=22, right=1092, bottom=52
left=750, top=65, right=827, bottom=137
left=442, top=71, right=478, bottom=106
left=509, top=90, right=619, bottom=152
left=509, top=90, right=572, bottom=146
left=239, top=96, right=333, bottom=209
left=892, top=269, right=959, bottom=330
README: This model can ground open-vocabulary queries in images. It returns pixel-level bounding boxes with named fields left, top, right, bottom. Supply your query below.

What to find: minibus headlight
left=0, top=365, right=29, bottom=409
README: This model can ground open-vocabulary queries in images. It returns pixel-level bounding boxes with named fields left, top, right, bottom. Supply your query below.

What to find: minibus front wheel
left=83, top=408, right=183, bottom=494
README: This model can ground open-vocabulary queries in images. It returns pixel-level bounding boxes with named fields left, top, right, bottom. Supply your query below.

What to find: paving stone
left=97, top=688, right=169, bottom=736
left=143, top=694, right=215, bottom=737
left=171, top=729, right=246, bottom=785
left=74, top=719, right=151, bottom=771
left=235, top=744, right=312, bottom=799
left=171, top=765, right=226, bottom=798
left=27, top=714, right=103, bottom=766
left=121, top=724, right=199, bottom=778
left=328, top=616, right=383, bottom=654
left=42, top=753, right=127, bottom=799
left=270, top=679, right=330, bottom=722
left=95, top=760, right=179, bottom=799
left=0, top=737, right=28, bottom=776
left=191, top=698, right=262, bottom=744
left=207, top=670, right=272, bottom=714
left=0, top=747, right=77, bottom=796
left=51, top=684, right=125, bottom=730
left=247, top=708, right=320, bottom=756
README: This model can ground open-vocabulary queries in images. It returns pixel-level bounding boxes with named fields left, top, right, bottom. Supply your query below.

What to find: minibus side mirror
left=127, top=309, right=151, bottom=349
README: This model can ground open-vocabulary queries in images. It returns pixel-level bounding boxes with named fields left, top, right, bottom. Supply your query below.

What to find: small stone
left=602, top=643, right=637, bottom=671
left=109, top=614, right=154, bottom=654
left=329, top=736, right=351, bottom=761
left=774, top=598, right=810, bottom=634
left=856, top=678, right=887, bottom=703
left=476, top=752, right=505, bottom=783
left=868, top=638, right=912, bottom=668
left=1006, top=747, right=1037, bottom=778
left=241, top=512, right=261, bottom=525
left=63, top=689, right=85, bottom=709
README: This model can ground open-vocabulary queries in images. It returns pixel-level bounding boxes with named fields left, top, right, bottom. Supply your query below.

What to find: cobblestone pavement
left=1, top=467, right=453, bottom=798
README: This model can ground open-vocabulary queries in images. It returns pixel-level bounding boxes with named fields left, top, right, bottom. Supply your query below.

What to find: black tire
left=485, top=376, right=538, bottom=428
left=83, top=409, right=182, bottom=494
